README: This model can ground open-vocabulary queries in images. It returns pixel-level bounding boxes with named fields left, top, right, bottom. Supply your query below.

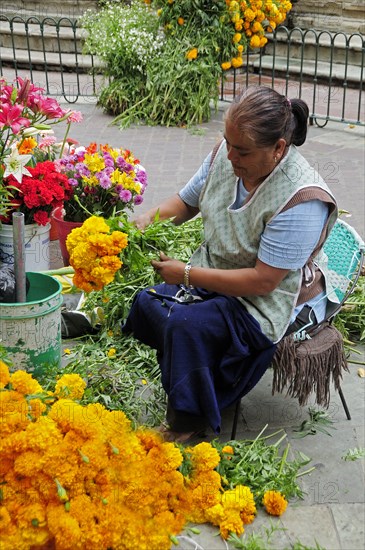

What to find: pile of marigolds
left=0, top=360, right=287, bottom=550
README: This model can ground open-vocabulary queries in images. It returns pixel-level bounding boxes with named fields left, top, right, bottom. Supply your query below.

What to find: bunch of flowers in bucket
left=0, top=76, right=82, bottom=223
left=58, top=143, right=147, bottom=223
left=0, top=359, right=288, bottom=550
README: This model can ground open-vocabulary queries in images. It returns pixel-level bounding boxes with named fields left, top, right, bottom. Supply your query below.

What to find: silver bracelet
left=183, top=262, right=193, bottom=288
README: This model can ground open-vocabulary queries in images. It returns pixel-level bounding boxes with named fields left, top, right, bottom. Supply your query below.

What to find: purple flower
left=135, top=166, right=147, bottom=185
left=99, top=174, right=112, bottom=189
left=75, top=163, right=90, bottom=177
left=69, top=178, right=79, bottom=187
left=134, top=194, right=144, bottom=205
left=119, top=189, right=132, bottom=203
left=116, top=157, right=128, bottom=170
left=104, top=166, right=114, bottom=177
left=103, top=153, right=115, bottom=167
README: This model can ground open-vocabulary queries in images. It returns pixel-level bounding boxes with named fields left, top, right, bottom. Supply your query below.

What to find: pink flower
left=39, top=136, right=57, bottom=149
left=67, top=110, right=83, bottom=123
left=0, top=103, right=31, bottom=134
left=29, top=95, right=66, bottom=118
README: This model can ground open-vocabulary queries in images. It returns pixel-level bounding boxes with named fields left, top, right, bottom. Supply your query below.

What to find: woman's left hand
left=151, top=252, right=185, bottom=285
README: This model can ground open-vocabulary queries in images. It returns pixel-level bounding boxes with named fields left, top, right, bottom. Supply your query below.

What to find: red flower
left=3, top=161, right=71, bottom=225
left=33, top=210, right=49, bottom=226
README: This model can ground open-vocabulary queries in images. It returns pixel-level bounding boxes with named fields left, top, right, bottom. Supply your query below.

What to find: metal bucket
left=0, top=223, right=51, bottom=271
left=0, top=272, right=63, bottom=374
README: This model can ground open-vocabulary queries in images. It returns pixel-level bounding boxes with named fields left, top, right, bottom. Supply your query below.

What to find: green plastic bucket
left=0, top=272, right=63, bottom=374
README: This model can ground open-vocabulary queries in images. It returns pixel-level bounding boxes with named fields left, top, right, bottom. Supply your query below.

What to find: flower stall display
left=0, top=359, right=295, bottom=550
left=58, top=143, right=147, bottom=223
left=0, top=77, right=82, bottom=270
left=52, top=143, right=146, bottom=266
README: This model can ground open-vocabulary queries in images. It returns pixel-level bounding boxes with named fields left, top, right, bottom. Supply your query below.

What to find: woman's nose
left=227, top=144, right=238, bottom=163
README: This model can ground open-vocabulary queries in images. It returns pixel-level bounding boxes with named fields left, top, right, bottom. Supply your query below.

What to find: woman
left=123, top=86, right=339, bottom=442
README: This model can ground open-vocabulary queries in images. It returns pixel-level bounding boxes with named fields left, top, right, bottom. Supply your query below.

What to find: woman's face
left=224, top=118, right=285, bottom=189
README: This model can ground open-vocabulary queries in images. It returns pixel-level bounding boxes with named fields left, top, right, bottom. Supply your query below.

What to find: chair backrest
left=323, top=218, right=365, bottom=303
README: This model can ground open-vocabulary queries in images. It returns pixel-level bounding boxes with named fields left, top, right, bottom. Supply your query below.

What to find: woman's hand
left=151, top=252, right=185, bottom=285
left=133, top=211, right=154, bottom=231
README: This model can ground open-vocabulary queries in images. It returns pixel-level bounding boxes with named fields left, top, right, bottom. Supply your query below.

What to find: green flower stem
left=278, top=444, right=289, bottom=476
left=73, top=195, right=93, bottom=218
left=296, top=466, right=316, bottom=478
left=41, top=267, right=75, bottom=276
left=348, top=359, right=365, bottom=365
left=59, top=121, right=71, bottom=158
left=235, top=424, right=268, bottom=467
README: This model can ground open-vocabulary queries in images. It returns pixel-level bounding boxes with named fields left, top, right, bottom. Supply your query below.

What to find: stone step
left=0, top=46, right=104, bottom=72
left=251, top=55, right=364, bottom=86
left=0, top=1, right=98, bottom=22
left=265, top=30, right=364, bottom=67
left=0, top=21, right=87, bottom=54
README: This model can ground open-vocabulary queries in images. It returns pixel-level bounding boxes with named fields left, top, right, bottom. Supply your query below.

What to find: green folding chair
left=230, top=218, right=365, bottom=440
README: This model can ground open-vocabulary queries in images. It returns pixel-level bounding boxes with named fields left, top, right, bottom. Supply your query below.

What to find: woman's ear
left=275, top=138, right=287, bottom=156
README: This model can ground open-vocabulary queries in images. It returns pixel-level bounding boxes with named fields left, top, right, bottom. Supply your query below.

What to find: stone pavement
left=51, top=100, right=364, bottom=549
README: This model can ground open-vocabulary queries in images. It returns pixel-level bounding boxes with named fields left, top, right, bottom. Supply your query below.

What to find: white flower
left=3, top=147, right=32, bottom=183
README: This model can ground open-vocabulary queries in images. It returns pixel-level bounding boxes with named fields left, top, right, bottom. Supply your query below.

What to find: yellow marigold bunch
left=0, top=360, right=292, bottom=548
left=262, top=490, right=288, bottom=515
left=0, top=367, right=188, bottom=550
left=66, top=216, right=128, bottom=292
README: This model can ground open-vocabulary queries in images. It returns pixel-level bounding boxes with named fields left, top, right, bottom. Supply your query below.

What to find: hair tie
left=286, top=97, right=291, bottom=109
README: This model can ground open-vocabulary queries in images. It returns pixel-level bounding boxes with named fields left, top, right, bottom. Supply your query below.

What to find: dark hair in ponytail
left=225, top=86, right=309, bottom=148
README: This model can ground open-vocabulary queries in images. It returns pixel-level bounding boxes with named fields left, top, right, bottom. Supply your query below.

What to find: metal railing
left=0, top=15, right=103, bottom=103
left=221, top=27, right=364, bottom=127
left=0, top=15, right=364, bottom=125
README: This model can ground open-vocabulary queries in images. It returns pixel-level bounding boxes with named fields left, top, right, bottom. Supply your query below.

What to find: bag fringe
left=272, top=325, right=349, bottom=408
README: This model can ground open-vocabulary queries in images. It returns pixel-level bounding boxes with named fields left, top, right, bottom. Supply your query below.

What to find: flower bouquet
left=58, top=143, right=147, bottom=223
left=0, top=77, right=81, bottom=219
left=0, top=76, right=82, bottom=269
left=1, top=161, right=71, bottom=226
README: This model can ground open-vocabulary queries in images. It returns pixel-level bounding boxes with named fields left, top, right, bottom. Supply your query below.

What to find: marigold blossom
left=262, top=490, right=288, bottom=516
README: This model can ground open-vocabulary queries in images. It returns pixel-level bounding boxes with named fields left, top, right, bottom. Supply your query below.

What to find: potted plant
left=53, top=142, right=147, bottom=265
left=0, top=77, right=82, bottom=271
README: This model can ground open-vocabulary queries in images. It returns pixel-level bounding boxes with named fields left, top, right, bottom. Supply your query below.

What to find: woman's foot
left=156, top=424, right=205, bottom=444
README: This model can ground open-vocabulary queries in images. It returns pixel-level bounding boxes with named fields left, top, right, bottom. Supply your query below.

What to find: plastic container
left=0, top=272, right=63, bottom=374
left=0, top=222, right=51, bottom=271
left=52, top=207, right=82, bottom=266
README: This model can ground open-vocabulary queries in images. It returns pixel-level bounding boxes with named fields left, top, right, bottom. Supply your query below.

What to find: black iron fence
left=0, top=15, right=364, bottom=125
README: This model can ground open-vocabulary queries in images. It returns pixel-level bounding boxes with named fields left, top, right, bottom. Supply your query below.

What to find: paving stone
left=280, top=504, right=341, bottom=549
left=331, top=503, right=365, bottom=550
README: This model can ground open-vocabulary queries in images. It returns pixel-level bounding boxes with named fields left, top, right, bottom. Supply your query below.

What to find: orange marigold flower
left=222, top=445, right=234, bottom=455
left=250, top=35, right=261, bottom=48
left=186, top=48, right=198, bottom=60
left=260, top=36, right=268, bottom=47
left=0, top=360, right=10, bottom=389
left=221, top=61, right=232, bottom=71
left=232, top=56, right=243, bottom=68
left=177, top=17, right=184, bottom=25
left=262, top=490, right=288, bottom=516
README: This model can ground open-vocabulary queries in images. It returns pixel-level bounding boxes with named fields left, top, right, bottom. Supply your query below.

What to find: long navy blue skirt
left=122, top=283, right=276, bottom=434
